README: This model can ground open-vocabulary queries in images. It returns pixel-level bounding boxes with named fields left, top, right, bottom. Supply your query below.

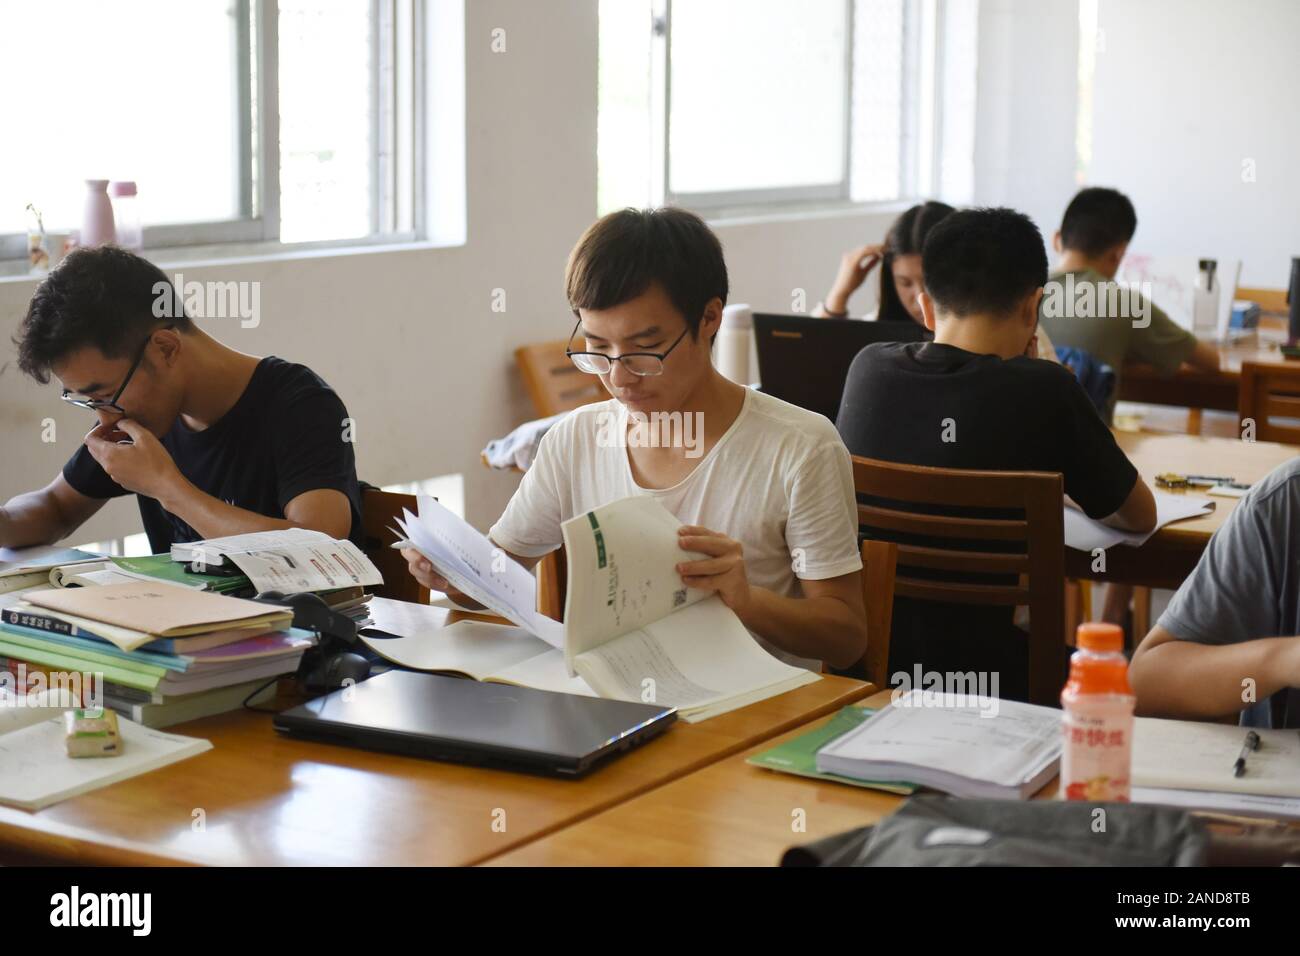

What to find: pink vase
left=81, top=179, right=117, bottom=247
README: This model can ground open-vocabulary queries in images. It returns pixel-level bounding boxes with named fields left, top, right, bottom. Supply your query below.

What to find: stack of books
left=0, top=531, right=385, bottom=726
left=0, top=582, right=313, bottom=728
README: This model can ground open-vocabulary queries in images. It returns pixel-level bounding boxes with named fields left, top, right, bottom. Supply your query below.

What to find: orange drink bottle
left=1060, top=622, right=1135, bottom=802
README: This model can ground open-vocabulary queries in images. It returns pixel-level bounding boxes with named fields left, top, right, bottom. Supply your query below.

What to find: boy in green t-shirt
left=1038, top=186, right=1220, bottom=421
left=1039, top=187, right=1220, bottom=637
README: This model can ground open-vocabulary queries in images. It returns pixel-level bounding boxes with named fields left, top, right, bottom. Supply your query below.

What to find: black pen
left=1232, top=730, right=1260, bottom=777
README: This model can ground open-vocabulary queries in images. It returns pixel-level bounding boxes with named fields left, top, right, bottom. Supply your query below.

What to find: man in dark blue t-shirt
left=1, top=246, right=362, bottom=554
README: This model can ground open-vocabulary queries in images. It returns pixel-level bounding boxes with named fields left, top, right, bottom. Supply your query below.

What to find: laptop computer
left=753, top=314, right=929, bottom=422
left=273, top=669, right=677, bottom=778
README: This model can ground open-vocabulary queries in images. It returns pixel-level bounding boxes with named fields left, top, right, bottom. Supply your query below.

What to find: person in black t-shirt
left=2, top=246, right=362, bottom=555
left=836, top=207, right=1156, bottom=699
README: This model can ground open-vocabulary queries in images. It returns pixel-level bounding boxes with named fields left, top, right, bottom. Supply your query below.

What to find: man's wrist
left=155, top=474, right=196, bottom=515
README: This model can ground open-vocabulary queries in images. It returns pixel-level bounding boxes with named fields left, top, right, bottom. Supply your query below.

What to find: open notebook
left=385, top=495, right=819, bottom=721
left=0, top=690, right=212, bottom=810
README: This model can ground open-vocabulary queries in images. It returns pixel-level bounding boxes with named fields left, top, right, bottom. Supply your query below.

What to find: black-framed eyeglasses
left=59, top=327, right=168, bottom=413
left=564, top=319, right=692, bottom=377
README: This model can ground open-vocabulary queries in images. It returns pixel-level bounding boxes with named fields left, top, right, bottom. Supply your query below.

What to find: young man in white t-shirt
left=404, top=207, right=868, bottom=670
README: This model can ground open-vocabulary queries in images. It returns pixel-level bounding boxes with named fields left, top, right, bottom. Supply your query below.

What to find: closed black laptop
left=273, top=669, right=677, bottom=778
left=753, top=313, right=928, bottom=421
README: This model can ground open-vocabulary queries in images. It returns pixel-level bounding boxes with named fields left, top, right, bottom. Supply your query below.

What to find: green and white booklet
left=381, top=494, right=819, bottom=721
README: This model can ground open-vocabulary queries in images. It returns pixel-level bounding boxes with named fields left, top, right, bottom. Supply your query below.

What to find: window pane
left=0, top=0, right=241, bottom=235
left=598, top=0, right=654, bottom=215
left=669, top=0, right=849, bottom=195
left=278, top=0, right=373, bottom=242
left=850, top=0, right=905, bottom=201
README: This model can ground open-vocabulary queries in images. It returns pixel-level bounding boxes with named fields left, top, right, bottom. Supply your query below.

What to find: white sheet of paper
left=395, top=497, right=563, bottom=648
left=1063, top=492, right=1213, bottom=551
left=1132, top=786, right=1300, bottom=821
left=359, top=617, right=554, bottom=678
left=0, top=714, right=212, bottom=811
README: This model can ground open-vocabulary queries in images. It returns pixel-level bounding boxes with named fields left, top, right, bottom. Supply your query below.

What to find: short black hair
left=1058, top=186, right=1137, bottom=257
left=921, top=207, right=1048, bottom=318
left=565, top=207, right=728, bottom=341
left=16, top=245, right=190, bottom=384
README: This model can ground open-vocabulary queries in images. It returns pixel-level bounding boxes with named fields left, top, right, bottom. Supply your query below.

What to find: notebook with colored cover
left=746, top=706, right=917, bottom=795
left=24, top=582, right=291, bottom=640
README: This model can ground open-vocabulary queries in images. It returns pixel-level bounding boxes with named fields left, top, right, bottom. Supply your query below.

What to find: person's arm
left=166, top=486, right=353, bottom=541
left=817, top=243, right=884, bottom=318
left=1099, top=475, right=1157, bottom=533
left=0, top=473, right=106, bottom=549
left=675, top=526, right=868, bottom=669
left=1183, top=338, right=1221, bottom=372
left=1128, top=298, right=1204, bottom=376
left=84, top=418, right=353, bottom=540
left=1130, top=625, right=1300, bottom=719
left=1058, top=369, right=1156, bottom=533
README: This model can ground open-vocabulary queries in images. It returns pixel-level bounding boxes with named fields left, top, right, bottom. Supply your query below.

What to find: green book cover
left=0, top=637, right=163, bottom=692
left=110, top=554, right=249, bottom=593
left=746, top=705, right=919, bottom=795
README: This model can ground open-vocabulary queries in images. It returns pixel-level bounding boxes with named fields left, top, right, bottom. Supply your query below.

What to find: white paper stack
left=815, top=690, right=1062, bottom=799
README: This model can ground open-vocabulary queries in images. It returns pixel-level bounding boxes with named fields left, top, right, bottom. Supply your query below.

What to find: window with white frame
left=0, top=0, right=422, bottom=260
left=597, top=0, right=978, bottom=216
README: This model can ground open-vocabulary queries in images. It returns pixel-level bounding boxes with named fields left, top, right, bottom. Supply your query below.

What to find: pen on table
left=1232, top=730, right=1260, bottom=777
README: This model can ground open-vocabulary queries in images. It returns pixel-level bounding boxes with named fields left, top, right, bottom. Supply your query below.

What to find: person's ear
left=1110, top=241, right=1129, bottom=271
left=918, top=291, right=937, bottom=332
left=697, top=298, right=724, bottom=344
left=153, top=327, right=183, bottom=369
left=1025, top=288, right=1045, bottom=330
left=1052, top=231, right=1063, bottom=254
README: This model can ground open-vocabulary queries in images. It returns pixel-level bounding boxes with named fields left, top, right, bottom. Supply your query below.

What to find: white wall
left=1088, top=0, right=1300, bottom=287
left=974, top=0, right=1081, bottom=241
left=0, top=0, right=900, bottom=543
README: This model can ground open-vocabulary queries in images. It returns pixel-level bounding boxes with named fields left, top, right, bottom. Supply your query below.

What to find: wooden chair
left=359, top=485, right=428, bottom=604
left=514, top=340, right=608, bottom=418
left=850, top=455, right=1068, bottom=706
left=857, top=538, right=898, bottom=691
left=537, top=547, right=567, bottom=622
left=1239, top=361, right=1300, bottom=444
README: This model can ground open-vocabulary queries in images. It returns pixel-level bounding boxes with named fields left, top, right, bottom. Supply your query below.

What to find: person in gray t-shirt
left=1130, top=458, right=1300, bottom=728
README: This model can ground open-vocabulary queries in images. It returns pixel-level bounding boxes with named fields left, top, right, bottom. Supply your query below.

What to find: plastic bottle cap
left=109, top=181, right=137, bottom=197
left=1076, top=622, right=1123, bottom=653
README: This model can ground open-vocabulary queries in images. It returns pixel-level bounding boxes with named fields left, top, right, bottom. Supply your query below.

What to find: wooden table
left=487, top=690, right=1300, bottom=867
left=0, top=638, right=871, bottom=865
left=486, top=690, right=1053, bottom=866
left=1118, top=323, right=1293, bottom=413
left=1064, top=431, right=1298, bottom=588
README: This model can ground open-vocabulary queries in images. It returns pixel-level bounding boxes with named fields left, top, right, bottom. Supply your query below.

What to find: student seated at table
left=835, top=207, right=1157, bottom=699
left=1037, top=186, right=1219, bottom=422
left=0, top=246, right=363, bottom=554
left=814, top=200, right=1059, bottom=363
left=815, top=201, right=954, bottom=324
left=404, top=207, right=868, bottom=670
left=1130, top=458, right=1300, bottom=728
